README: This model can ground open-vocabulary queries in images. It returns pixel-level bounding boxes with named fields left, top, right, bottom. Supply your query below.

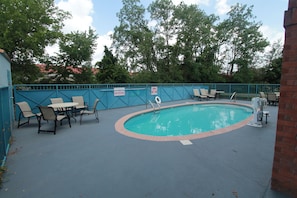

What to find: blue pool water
left=124, top=104, right=253, bottom=137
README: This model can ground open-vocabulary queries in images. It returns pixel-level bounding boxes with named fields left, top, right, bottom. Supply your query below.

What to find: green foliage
left=58, top=28, right=98, bottom=67
left=39, top=28, right=98, bottom=84
left=148, top=0, right=177, bottom=82
left=114, top=0, right=271, bottom=83
left=73, top=67, right=96, bottom=84
left=1, top=0, right=282, bottom=84
left=11, top=60, right=42, bottom=84
left=113, top=0, right=150, bottom=71
left=233, top=66, right=254, bottom=83
left=263, top=41, right=282, bottom=84
left=96, top=46, right=130, bottom=83
left=217, top=3, right=269, bottom=76
left=174, top=3, right=220, bottom=82
left=264, top=57, right=282, bottom=84
left=0, top=0, right=69, bottom=84
left=131, top=71, right=159, bottom=83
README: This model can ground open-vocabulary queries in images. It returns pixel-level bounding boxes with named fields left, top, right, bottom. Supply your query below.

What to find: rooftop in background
left=36, top=64, right=99, bottom=75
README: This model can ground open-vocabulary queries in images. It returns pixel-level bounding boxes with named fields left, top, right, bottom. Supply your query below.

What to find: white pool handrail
left=230, top=92, right=236, bottom=102
left=148, top=98, right=161, bottom=112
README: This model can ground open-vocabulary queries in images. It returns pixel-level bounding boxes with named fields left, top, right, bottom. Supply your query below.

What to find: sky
left=49, top=0, right=288, bottom=64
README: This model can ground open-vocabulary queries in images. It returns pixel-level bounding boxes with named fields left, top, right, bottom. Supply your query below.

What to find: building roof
left=36, top=64, right=99, bottom=75
left=0, top=49, right=11, bottom=62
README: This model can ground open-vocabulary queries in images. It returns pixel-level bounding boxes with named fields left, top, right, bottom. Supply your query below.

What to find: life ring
left=155, top=96, right=161, bottom=104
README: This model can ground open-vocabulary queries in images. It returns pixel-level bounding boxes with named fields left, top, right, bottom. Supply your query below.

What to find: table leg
left=66, top=107, right=76, bottom=123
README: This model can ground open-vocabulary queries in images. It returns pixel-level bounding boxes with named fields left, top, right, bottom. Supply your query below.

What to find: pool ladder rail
left=148, top=100, right=160, bottom=112
left=230, top=92, right=237, bottom=102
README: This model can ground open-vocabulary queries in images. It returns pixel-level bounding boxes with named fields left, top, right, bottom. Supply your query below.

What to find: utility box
left=0, top=49, right=13, bottom=166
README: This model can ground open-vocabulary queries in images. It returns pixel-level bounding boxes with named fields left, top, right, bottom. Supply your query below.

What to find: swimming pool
left=115, top=102, right=253, bottom=141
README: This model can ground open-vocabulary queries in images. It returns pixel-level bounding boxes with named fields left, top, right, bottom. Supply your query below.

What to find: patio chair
left=193, top=89, right=207, bottom=100
left=209, top=89, right=217, bottom=99
left=200, top=88, right=215, bottom=99
left=267, top=92, right=278, bottom=105
left=38, top=106, right=71, bottom=135
left=50, top=97, right=67, bottom=113
left=16, top=101, right=41, bottom=128
left=259, top=92, right=266, bottom=98
left=72, top=96, right=88, bottom=115
left=80, top=99, right=100, bottom=125
left=50, top=97, right=64, bottom=104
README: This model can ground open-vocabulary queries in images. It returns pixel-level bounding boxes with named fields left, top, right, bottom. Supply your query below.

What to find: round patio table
left=48, top=102, right=78, bottom=109
left=48, top=102, right=78, bottom=122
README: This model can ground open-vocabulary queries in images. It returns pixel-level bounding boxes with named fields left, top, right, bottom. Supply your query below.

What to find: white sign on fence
left=114, top=87, right=125, bottom=96
left=151, top=86, right=158, bottom=95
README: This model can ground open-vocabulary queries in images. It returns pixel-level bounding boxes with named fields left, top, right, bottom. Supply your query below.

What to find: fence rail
left=13, top=83, right=280, bottom=120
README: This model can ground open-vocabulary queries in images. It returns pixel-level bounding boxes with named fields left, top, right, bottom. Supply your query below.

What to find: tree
left=112, top=1, right=273, bottom=83
left=74, top=67, right=96, bottom=84
left=263, top=41, right=283, bottom=84
left=173, top=3, right=220, bottom=82
left=96, top=46, right=130, bottom=83
left=113, top=0, right=152, bottom=72
left=58, top=28, right=98, bottom=67
left=217, top=4, right=269, bottom=78
left=0, top=0, right=69, bottom=83
left=40, top=28, right=98, bottom=84
left=148, top=0, right=178, bottom=82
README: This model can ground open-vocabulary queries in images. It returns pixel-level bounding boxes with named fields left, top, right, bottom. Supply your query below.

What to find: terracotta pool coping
left=115, top=101, right=254, bottom=141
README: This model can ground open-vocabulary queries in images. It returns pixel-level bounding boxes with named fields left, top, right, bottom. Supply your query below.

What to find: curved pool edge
left=115, top=101, right=254, bottom=142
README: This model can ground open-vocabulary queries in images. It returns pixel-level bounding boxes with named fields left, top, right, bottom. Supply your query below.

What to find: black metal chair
left=72, top=96, right=88, bottom=116
left=79, top=99, right=99, bottom=124
left=38, top=106, right=71, bottom=134
left=16, top=102, right=41, bottom=128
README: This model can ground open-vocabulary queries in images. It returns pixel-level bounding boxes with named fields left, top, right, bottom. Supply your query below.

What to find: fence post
left=55, top=84, right=59, bottom=97
left=248, top=84, right=250, bottom=95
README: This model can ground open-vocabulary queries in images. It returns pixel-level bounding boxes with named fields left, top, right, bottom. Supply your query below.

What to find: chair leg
left=18, top=113, right=21, bottom=128
left=67, top=115, right=71, bottom=128
left=37, top=116, right=41, bottom=133
left=95, top=111, right=99, bottom=122
left=54, top=121, right=57, bottom=135
left=80, top=114, right=83, bottom=125
left=18, top=113, right=29, bottom=128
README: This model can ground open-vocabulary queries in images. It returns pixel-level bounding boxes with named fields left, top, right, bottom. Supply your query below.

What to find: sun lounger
left=267, top=93, right=278, bottom=105
left=200, top=88, right=215, bottom=99
left=193, top=89, right=207, bottom=100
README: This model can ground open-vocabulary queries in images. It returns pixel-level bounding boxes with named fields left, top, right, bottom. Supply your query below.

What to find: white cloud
left=260, top=25, right=285, bottom=44
left=45, top=43, right=59, bottom=56
left=215, top=0, right=230, bottom=15
left=148, top=20, right=157, bottom=29
left=46, top=0, right=111, bottom=64
left=171, top=0, right=210, bottom=6
left=57, top=0, right=94, bottom=32
left=92, top=31, right=113, bottom=64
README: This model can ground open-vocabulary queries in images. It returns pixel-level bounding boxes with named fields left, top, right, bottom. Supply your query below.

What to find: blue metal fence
left=0, top=50, right=13, bottom=167
left=13, top=84, right=206, bottom=115
left=13, top=83, right=280, bottom=121
left=0, top=87, right=12, bottom=166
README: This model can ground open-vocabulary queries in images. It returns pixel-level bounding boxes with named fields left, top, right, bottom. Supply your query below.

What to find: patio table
left=48, top=102, right=78, bottom=122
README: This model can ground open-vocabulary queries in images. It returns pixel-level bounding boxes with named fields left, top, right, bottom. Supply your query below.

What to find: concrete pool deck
left=0, top=99, right=292, bottom=198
